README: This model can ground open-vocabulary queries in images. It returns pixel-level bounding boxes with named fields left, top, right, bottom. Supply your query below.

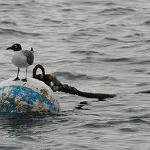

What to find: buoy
left=0, top=77, right=60, bottom=114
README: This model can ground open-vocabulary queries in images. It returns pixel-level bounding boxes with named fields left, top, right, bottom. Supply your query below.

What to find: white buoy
left=0, top=77, right=60, bottom=114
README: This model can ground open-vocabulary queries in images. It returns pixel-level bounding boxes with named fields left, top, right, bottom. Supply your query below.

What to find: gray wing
left=22, top=50, right=34, bottom=65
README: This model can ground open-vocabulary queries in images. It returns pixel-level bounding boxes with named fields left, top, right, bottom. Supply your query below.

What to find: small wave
left=136, top=82, right=148, bottom=87
left=105, top=2, right=116, bottom=6
left=104, top=37, right=138, bottom=43
left=136, top=90, right=150, bottom=94
left=145, top=39, right=150, bottom=43
left=71, top=32, right=96, bottom=38
left=61, top=8, right=73, bottom=12
left=104, top=37, right=125, bottom=43
left=0, top=20, right=17, bottom=26
left=124, top=33, right=144, bottom=39
left=79, top=122, right=110, bottom=128
left=18, top=135, right=37, bottom=142
left=15, top=3, right=25, bottom=7
left=133, top=69, right=146, bottom=73
left=100, top=7, right=136, bottom=15
left=132, top=113, right=150, bottom=119
left=0, top=3, right=9, bottom=6
left=71, top=50, right=103, bottom=56
left=0, top=145, right=21, bottom=150
left=107, top=117, right=148, bottom=126
left=70, top=28, right=98, bottom=39
left=119, top=44, right=139, bottom=49
left=54, top=70, right=117, bottom=81
left=55, top=60, right=76, bottom=64
left=99, top=76, right=117, bottom=81
left=120, top=127, right=137, bottom=133
left=0, top=28, right=41, bottom=37
left=131, top=60, right=150, bottom=65
left=143, top=20, right=150, bottom=25
left=106, top=120, right=127, bottom=126
left=102, top=57, right=132, bottom=63
left=53, top=71, right=93, bottom=80
left=43, top=18, right=62, bottom=24
left=81, top=1, right=101, bottom=5
left=129, top=118, right=148, bottom=124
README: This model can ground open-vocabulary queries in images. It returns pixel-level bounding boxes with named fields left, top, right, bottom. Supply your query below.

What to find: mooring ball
left=0, top=77, right=60, bottom=114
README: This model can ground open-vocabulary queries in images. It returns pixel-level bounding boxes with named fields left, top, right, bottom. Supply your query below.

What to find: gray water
left=0, top=0, right=150, bottom=149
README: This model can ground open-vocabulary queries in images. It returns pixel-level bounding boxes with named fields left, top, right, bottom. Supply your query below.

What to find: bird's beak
left=6, top=46, right=12, bottom=50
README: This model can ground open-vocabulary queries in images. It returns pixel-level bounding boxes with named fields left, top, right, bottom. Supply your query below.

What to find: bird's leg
left=14, top=68, right=20, bottom=81
left=22, top=68, right=27, bottom=82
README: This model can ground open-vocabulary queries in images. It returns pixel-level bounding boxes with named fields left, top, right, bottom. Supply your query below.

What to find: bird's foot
left=13, top=77, right=20, bottom=81
left=21, top=78, right=27, bottom=82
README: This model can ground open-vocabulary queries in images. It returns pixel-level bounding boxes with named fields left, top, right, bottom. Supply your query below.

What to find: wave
left=129, top=117, right=148, bottom=124
left=104, top=37, right=125, bottom=43
left=102, top=57, right=132, bottom=63
left=105, top=118, right=148, bottom=127
left=131, top=60, right=150, bottom=65
left=100, top=7, right=136, bottom=15
left=105, top=37, right=141, bottom=44
left=143, top=20, right=150, bottom=25
left=119, top=44, right=140, bottom=49
left=70, top=31, right=96, bottom=39
left=0, top=28, right=41, bottom=37
left=53, top=71, right=117, bottom=81
left=71, top=50, right=103, bottom=56
left=14, top=3, right=26, bottom=7
left=0, top=145, right=21, bottom=150
left=76, top=117, right=148, bottom=129
left=124, top=33, right=144, bottom=38
left=119, top=127, right=137, bottom=132
left=43, top=18, right=62, bottom=24
left=136, top=90, right=150, bottom=94
left=104, top=2, right=116, bottom=6
left=61, top=8, right=73, bottom=12
left=0, top=20, right=17, bottom=26
left=53, top=71, right=93, bottom=80
left=81, top=1, right=101, bottom=6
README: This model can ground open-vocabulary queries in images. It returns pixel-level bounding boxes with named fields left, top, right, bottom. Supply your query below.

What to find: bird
left=6, top=43, right=34, bottom=82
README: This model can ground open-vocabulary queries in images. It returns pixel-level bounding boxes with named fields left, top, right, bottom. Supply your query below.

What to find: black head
left=6, top=43, right=22, bottom=51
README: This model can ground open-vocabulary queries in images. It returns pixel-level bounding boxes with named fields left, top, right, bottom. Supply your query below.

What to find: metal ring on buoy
left=33, top=64, right=46, bottom=81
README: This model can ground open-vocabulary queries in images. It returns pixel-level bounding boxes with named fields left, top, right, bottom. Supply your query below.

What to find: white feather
left=12, top=51, right=29, bottom=68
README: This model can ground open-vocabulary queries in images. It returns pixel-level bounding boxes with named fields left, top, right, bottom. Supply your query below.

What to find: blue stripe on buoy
left=0, top=85, right=60, bottom=113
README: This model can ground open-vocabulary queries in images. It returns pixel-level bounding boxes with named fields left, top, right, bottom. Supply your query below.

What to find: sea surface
left=0, top=0, right=150, bottom=149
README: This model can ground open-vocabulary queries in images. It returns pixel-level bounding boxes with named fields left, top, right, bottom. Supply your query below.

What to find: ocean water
left=0, top=0, right=150, bottom=149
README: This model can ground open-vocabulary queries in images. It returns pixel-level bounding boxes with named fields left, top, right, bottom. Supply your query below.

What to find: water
left=0, top=0, right=150, bottom=149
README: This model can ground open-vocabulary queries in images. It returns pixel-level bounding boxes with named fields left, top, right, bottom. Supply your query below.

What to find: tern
left=7, top=43, right=34, bottom=82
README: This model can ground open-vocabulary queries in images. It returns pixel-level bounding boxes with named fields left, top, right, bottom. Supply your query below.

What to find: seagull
left=6, top=43, right=34, bottom=82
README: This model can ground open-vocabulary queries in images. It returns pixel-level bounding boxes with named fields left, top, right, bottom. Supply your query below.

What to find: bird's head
left=6, top=43, right=22, bottom=51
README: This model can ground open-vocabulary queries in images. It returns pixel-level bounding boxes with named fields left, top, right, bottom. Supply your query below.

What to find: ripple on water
left=99, top=7, right=136, bottom=15
left=119, top=127, right=138, bottom=133
left=0, top=20, right=17, bottom=26
left=71, top=50, right=103, bottom=56
left=53, top=71, right=93, bottom=80
left=142, top=20, right=150, bottom=25
left=43, top=18, right=63, bottom=24
left=102, top=57, right=133, bottom=63
left=0, top=28, right=41, bottom=37
left=0, top=145, right=21, bottom=150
